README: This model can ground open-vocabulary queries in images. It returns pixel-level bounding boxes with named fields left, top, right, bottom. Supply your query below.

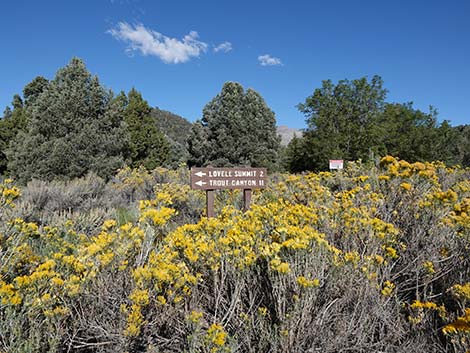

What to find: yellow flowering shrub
left=443, top=308, right=470, bottom=334
left=452, top=283, right=470, bottom=301
left=0, top=161, right=469, bottom=352
left=0, top=179, right=20, bottom=207
left=380, top=280, right=395, bottom=297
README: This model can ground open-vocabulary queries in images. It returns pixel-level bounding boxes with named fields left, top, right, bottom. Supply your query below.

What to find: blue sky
left=1, top=0, right=469, bottom=129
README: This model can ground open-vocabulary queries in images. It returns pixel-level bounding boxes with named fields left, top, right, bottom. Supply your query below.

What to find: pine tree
left=123, top=88, right=169, bottom=170
left=23, top=76, right=49, bottom=107
left=187, top=120, right=210, bottom=167
left=188, top=82, right=280, bottom=169
left=7, top=57, right=128, bottom=182
left=284, top=134, right=309, bottom=173
left=0, top=95, right=29, bottom=175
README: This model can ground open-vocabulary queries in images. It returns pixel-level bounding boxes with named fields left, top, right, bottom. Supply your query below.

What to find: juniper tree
left=7, top=57, right=128, bottom=182
left=122, top=88, right=169, bottom=170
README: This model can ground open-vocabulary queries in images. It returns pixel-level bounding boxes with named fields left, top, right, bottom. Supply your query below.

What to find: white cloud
left=108, top=22, right=208, bottom=64
left=214, top=41, right=233, bottom=53
left=258, top=54, right=282, bottom=66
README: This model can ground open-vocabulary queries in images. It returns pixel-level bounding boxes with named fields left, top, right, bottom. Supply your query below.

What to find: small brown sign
left=190, top=167, right=267, bottom=190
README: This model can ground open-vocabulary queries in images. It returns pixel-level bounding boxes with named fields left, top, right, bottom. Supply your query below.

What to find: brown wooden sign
left=190, top=167, right=268, bottom=217
left=190, top=167, right=267, bottom=190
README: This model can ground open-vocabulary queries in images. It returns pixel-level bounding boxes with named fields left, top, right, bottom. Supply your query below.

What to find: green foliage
left=151, top=107, right=192, bottom=168
left=455, top=125, right=470, bottom=167
left=377, top=103, right=460, bottom=165
left=378, top=103, right=435, bottom=161
left=187, top=120, right=210, bottom=167
left=296, top=76, right=387, bottom=171
left=0, top=107, right=14, bottom=174
left=0, top=95, right=29, bottom=174
left=152, top=107, right=192, bottom=146
left=0, top=77, right=49, bottom=175
left=23, top=76, right=49, bottom=107
left=188, top=82, right=280, bottom=170
left=2, top=63, right=468, bottom=180
left=122, top=88, right=170, bottom=170
left=289, top=76, right=468, bottom=172
left=6, top=58, right=128, bottom=183
left=282, top=134, right=308, bottom=173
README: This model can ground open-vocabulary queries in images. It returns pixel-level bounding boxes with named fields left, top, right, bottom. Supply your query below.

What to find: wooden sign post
left=206, top=189, right=215, bottom=218
left=190, top=167, right=267, bottom=218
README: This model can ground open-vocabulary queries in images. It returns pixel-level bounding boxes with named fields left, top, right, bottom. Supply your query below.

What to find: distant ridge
left=277, top=125, right=302, bottom=146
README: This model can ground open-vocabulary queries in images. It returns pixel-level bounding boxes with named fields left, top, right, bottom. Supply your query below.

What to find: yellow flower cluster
left=297, top=276, right=320, bottom=288
left=400, top=182, right=412, bottom=191
left=0, top=188, right=172, bottom=334
left=411, top=300, right=439, bottom=310
left=206, top=323, right=228, bottom=349
left=0, top=179, right=20, bottom=207
left=381, top=281, right=395, bottom=297
left=448, top=198, right=470, bottom=234
left=188, top=310, right=204, bottom=324
left=408, top=300, right=447, bottom=324
left=0, top=280, right=22, bottom=305
left=379, top=155, right=440, bottom=182
left=139, top=198, right=176, bottom=226
left=1, top=159, right=469, bottom=350
left=443, top=308, right=470, bottom=335
left=452, top=283, right=470, bottom=301
left=423, top=261, right=435, bottom=275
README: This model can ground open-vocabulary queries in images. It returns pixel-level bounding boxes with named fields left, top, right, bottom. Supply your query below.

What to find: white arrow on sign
left=195, top=171, right=206, bottom=177
left=195, top=180, right=207, bottom=186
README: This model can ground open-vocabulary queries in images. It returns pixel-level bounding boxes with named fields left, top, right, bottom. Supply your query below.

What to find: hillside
left=151, top=108, right=192, bottom=167
left=152, top=108, right=192, bottom=146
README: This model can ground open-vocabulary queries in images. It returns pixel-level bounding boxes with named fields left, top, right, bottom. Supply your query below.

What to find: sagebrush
left=0, top=157, right=469, bottom=352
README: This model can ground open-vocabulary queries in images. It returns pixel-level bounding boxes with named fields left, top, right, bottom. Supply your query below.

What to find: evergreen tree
left=188, top=82, right=280, bottom=169
left=7, top=57, right=127, bottom=182
left=23, top=76, right=49, bottom=107
left=0, top=107, right=13, bottom=174
left=455, top=125, right=470, bottom=167
left=0, top=95, right=29, bottom=174
left=123, top=88, right=169, bottom=170
left=283, top=134, right=309, bottom=173
left=10, top=94, right=28, bottom=132
left=152, top=107, right=192, bottom=146
left=187, top=120, right=210, bottom=167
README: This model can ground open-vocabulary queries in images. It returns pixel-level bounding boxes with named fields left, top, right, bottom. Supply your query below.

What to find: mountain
left=277, top=125, right=302, bottom=146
